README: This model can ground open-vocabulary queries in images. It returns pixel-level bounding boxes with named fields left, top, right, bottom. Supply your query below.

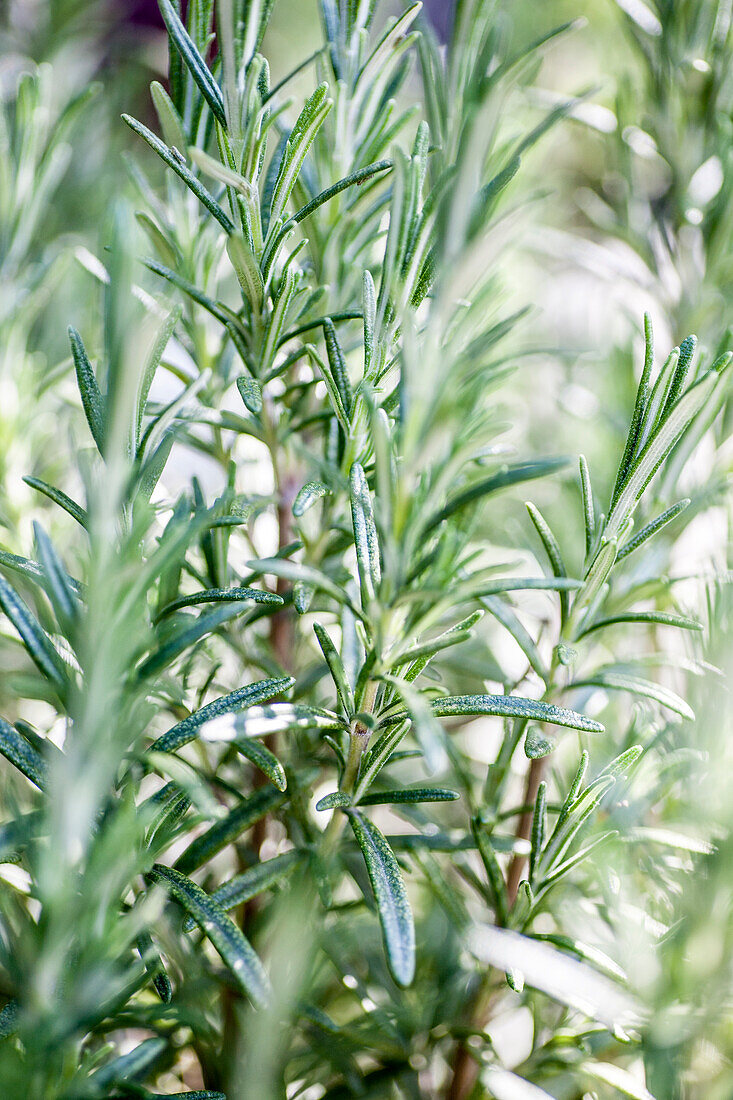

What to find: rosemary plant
left=0, top=2, right=729, bottom=1098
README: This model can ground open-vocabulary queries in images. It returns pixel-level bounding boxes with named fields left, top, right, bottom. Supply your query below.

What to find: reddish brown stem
left=506, top=755, right=546, bottom=905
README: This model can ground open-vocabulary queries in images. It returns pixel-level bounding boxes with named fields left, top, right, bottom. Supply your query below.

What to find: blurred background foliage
left=0, top=1, right=730, bottom=1098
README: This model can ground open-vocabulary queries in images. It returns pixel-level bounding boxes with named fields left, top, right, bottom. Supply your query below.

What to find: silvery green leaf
left=227, top=233, right=264, bottom=310
left=269, top=83, right=332, bottom=225
left=293, top=481, right=330, bottom=517
left=616, top=499, right=690, bottom=561
left=22, top=476, right=89, bottom=529
left=584, top=1061, right=657, bottom=1100
left=580, top=610, right=701, bottom=636
left=571, top=670, right=694, bottom=719
left=348, top=810, right=415, bottom=987
left=151, top=676, right=294, bottom=753
left=606, top=363, right=726, bottom=539
left=468, top=925, right=639, bottom=1032
left=155, top=586, right=282, bottom=621
left=68, top=326, right=105, bottom=453
left=0, top=573, right=68, bottom=691
left=313, top=622, right=355, bottom=717
left=350, top=463, right=381, bottom=604
left=123, top=114, right=234, bottom=232
left=0, top=717, right=47, bottom=790
left=237, top=376, right=263, bottom=415
left=201, top=702, right=345, bottom=741
left=148, top=864, right=270, bottom=1006
left=150, top=79, right=186, bottom=152
left=427, top=695, right=604, bottom=733
left=158, top=0, right=227, bottom=127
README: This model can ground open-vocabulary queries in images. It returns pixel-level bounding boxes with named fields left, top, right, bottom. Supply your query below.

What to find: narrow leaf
left=0, top=717, right=47, bottom=790
left=358, top=788, right=459, bottom=806
left=68, top=327, right=105, bottom=452
left=348, top=810, right=415, bottom=987
left=184, top=851, right=305, bottom=928
left=293, top=481, right=330, bottom=517
left=151, top=676, right=294, bottom=753
left=157, top=0, right=227, bottom=126
left=155, top=586, right=282, bottom=621
left=122, top=115, right=234, bottom=233
left=314, top=622, right=355, bottom=717
left=23, top=477, right=88, bottom=528
left=230, top=736, right=287, bottom=791
left=426, top=695, right=604, bottom=733
left=579, top=610, right=701, bottom=636
left=616, top=499, right=690, bottom=561
left=148, top=864, right=270, bottom=1005
left=350, top=463, right=381, bottom=603
left=570, top=671, right=694, bottom=720
left=174, top=786, right=285, bottom=874
left=0, top=573, right=67, bottom=690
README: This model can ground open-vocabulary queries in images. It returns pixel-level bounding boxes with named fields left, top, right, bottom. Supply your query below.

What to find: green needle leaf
left=157, top=0, right=227, bottom=127
left=323, top=317, right=353, bottom=416
left=423, top=695, right=604, bottom=733
left=227, top=736, right=287, bottom=792
left=270, top=83, right=332, bottom=225
left=23, top=477, right=88, bottom=529
left=155, top=586, right=282, bottom=622
left=357, top=787, right=459, bottom=805
left=68, top=326, right=106, bottom=453
left=348, top=810, right=415, bottom=987
left=183, top=851, right=305, bottom=929
left=616, top=499, right=690, bottom=561
left=570, top=670, right=694, bottom=719
left=151, top=676, right=294, bottom=753
left=174, top=786, right=286, bottom=874
left=350, top=463, right=381, bottom=604
left=0, top=717, right=48, bottom=790
left=0, top=573, right=68, bottom=691
left=293, top=481, right=331, bottom=517
left=579, top=610, right=702, bottom=636
left=148, top=864, right=270, bottom=1006
left=123, top=114, right=234, bottom=232
left=313, top=622, right=355, bottom=717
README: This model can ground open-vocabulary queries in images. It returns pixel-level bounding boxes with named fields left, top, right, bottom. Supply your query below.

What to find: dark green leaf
left=230, top=736, right=287, bottom=791
left=151, top=676, right=294, bottom=753
left=155, top=586, right=282, bottom=621
left=157, top=0, right=227, bottom=126
left=148, top=864, right=270, bottom=1005
left=358, top=788, right=459, bottom=806
left=173, top=785, right=285, bottom=875
left=293, top=481, right=331, bottom=517
left=0, top=717, right=47, bottom=790
left=183, top=851, right=305, bottom=929
left=68, top=326, right=106, bottom=452
left=23, top=476, right=89, bottom=529
left=348, top=810, right=415, bottom=987
left=0, top=573, right=67, bottom=690
left=350, top=463, right=381, bottom=603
